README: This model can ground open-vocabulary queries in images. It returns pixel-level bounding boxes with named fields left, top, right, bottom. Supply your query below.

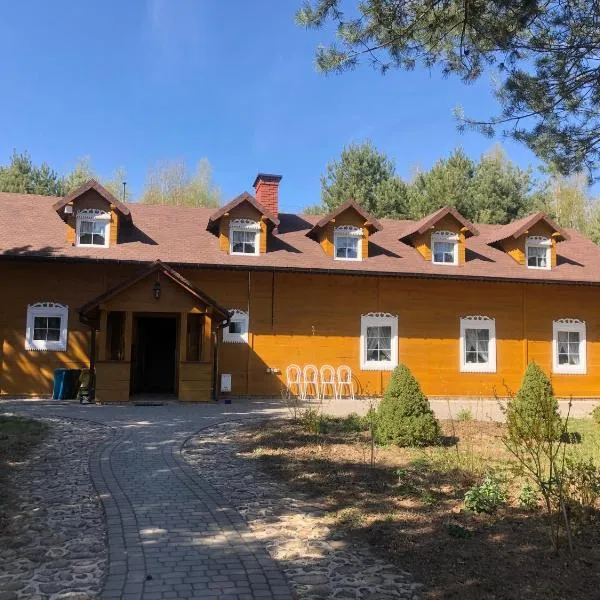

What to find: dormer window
left=431, top=231, right=458, bottom=265
left=334, top=225, right=362, bottom=261
left=76, top=209, right=111, bottom=247
left=305, top=200, right=382, bottom=260
left=229, top=219, right=260, bottom=256
left=526, top=236, right=551, bottom=269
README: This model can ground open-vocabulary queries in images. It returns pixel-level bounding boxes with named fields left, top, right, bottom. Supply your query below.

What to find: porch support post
left=201, top=313, right=212, bottom=362
left=89, top=328, right=96, bottom=372
left=179, top=312, right=188, bottom=362
left=98, top=310, right=108, bottom=361
left=123, top=311, right=133, bottom=362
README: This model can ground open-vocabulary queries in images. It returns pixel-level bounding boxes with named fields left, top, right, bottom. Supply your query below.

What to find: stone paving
left=0, top=415, right=110, bottom=600
left=1, top=398, right=426, bottom=599
left=183, top=421, right=422, bottom=600
left=1, top=399, right=292, bottom=600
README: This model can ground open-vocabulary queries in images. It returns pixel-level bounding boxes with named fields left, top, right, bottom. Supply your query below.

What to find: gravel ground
left=183, top=421, right=423, bottom=600
left=0, top=415, right=111, bottom=600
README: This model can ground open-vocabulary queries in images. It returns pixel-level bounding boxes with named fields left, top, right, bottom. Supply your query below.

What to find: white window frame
left=553, top=319, right=586, bottom=375
left=459, top=316, right=496, bottom=373
left=431, top=230, right=459, bottom=265
left=223, top=309, right=249, bottom=344
left=334, top=225, right=363, bottom=261
left=360, top=312, right=398, bottom=371
left=229, top=219, right=260, bottom=256
left=76, top=209, right=111, bottom=248
left=25, top=302, right=69, bottom=351
left=525, top=236, right=551, bottom=270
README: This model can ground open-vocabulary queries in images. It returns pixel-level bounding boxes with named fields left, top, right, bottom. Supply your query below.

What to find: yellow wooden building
left=1, top=175, right=600, bottom=401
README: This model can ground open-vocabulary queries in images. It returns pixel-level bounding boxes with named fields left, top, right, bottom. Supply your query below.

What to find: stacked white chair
left=286, top=364, right=303, bottom=399
left=302, top=364, right=320, bottom=400
left=319, top=365, right=337, bottom=400
left=336, top=365, right=354, bottom=400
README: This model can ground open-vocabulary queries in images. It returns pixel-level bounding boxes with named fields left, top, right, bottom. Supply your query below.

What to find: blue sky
left=0, top=0, right=544, bottom=212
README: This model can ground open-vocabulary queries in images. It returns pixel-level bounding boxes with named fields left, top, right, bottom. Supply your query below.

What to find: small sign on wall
left=221, top=374, right=232, bottom=393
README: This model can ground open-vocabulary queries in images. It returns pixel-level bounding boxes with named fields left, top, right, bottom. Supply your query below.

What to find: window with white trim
left=334, top=225, right=362, bottom=261
left=25, top=302, right=69, bottom=351
left=360, top=313, right=398, bottom=370
left=223, top=309, right=249, bottom=343
left=431, top=231, right=458, bottom=265
left=553, top=319, right=586, bottom=374
left=459, top=316, right=496, bottom=373
left=229, top=219, right=260, bottom=255
left=525, top=236, right=551, bottom=269
left=76, top=209, right=111, bottom=247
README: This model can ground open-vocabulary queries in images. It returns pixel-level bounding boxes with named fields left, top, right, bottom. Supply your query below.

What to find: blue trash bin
left=53, top=368, right=69, bottom=400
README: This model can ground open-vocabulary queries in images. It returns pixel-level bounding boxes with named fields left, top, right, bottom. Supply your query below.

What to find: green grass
left=566, top=418, right=600, bottom=462
left=394, top=418, right=600, bottom=484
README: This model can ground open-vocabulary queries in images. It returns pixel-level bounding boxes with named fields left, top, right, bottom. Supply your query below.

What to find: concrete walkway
left=0, top=399, right=291, bottom=600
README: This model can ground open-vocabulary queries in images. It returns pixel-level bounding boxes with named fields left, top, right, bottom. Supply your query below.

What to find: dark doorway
left=131, top=316, right=177, bottom=395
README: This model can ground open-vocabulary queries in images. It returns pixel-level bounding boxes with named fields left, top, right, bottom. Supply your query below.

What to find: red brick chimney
left=253, top=173, right=282, bottom=217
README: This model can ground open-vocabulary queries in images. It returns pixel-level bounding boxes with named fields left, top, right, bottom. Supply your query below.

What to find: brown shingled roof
left=207, top=191, right=279, bottom=235
left=487, top=211, right=569, bottom=244
left=399, top=206, right=479, bottom=241
left=1, top=191, right=600, bottom=287
left=53, top=179, right=131, bottom=220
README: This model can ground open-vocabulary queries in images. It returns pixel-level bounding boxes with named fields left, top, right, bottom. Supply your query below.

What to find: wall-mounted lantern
left=152, top=281, right=161, bottom=300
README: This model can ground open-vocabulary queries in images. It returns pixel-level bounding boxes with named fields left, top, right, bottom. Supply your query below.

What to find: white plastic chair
left=319, top=365, right=337, bottom=400
left=302, top=364, right=320, bottom=400
left=336, top=365, right=355, bottom=400
left=286, top=364, right=303, bottom=399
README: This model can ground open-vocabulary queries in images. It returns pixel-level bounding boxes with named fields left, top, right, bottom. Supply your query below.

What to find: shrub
left=464, top=473, right=506, bottom=513
left=592, top=405, right=600, bottom=425
left=375, top=364, right=441, bottom=447
left=456, top=408, right=473, bottom=422
left=502, top=362, right=571, bottom=552
left=342, top=412, right=368, bottom=432
left=518, top=482, right=540, bottom=510
left=563, top=456, right=600, bottom=511
left=300, top=407, right=323, bottom=434
left=505, top=362, right=562, bottom=443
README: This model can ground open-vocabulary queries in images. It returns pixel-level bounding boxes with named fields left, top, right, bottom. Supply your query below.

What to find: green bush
left=505, top=362, right=562, bottom=443
left=518, top=482, right=540, bottom=510
left=464, top=474, right=507, bottom=514
left=563, top=456, right=600, bottom=511
left=375, top=364, right=441, bottom=447
left=300, top=411, right=370, bottom=434
left=592, top=405, right=600, bottom=425
left=342, top=412, right=368, bottom=432
left=456, top=408, right=473, bottom=422
left=300, top=407, right=323, bottom=434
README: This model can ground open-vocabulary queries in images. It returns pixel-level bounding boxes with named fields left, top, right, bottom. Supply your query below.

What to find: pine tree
left=375, top=364, right=441, bottom=446
left=407, top=149, right=475, bottom=219
left=319, top=141, right=409, bottom=217
left=506, top=362, right=562, bottom=443
left=0, top=150, right=64, bottom=196
left=297, top=0, right=600, bottom=178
